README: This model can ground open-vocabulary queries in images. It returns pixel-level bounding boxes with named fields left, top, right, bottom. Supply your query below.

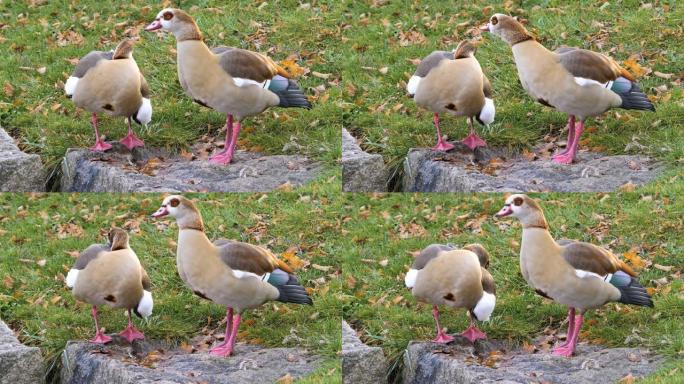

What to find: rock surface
left=342, top=129, right=388, bottom=192
left=0, top=318, right=44, bottom=384
left=61, top=336, right=320, bottom=384
left=0, top=128, right=45, bottom=192
left=403, top=337, right=662, bottom=384
left=60, top=143, right=322, bottom=192
left=342, top=321, right=388, bottom=384
left=403, top=144, right=661, bottom=192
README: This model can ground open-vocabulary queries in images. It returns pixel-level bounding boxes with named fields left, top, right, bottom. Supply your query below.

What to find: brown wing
left=482, top=74, right=493, bottom=98
left=139, top=73, right=150, bottom=98
left=72, top=51, right=113, bottom=78
left=481, top=267, right=496, bottom=295
left=213, top=46, right=288, bottom=82
left=558, top=239, right=636, bottom=277
left=411, top=243, right=455, bottom=269
left=140, top=267, right=151, bottom=291
left=464, top=243, right=490, bottom=269
left=73, top=243, right=109, bottom=270
left=414, top=51, right=453, bottom=77
left=215, top=240, right=290, bottom=275
left=556, top=46, right=633, bottom=83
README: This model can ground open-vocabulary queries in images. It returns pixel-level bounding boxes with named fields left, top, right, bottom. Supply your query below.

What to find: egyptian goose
left=65, top=228, right=153, bottom=344
left=151, top=195, right=312, bottom=357
left=144, top=9, right=312, bottom=165
left=405, top=243, right=496, bottom=343
left=407, top=40, right=495, bottom=151
left=495, top=194, right=653, bottom=356
left=65, top=39, right=152, bottom=151
left=482, top=14, right=654, bottom=164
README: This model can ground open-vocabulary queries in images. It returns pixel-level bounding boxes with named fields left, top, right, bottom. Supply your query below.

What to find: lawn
left=0, top=181, right=344, bottom=382
left=340, top=176, right=684, bottom=382
left=338, top=0, right=683, bottom=184
left=0, top=0, right=342, bottom=184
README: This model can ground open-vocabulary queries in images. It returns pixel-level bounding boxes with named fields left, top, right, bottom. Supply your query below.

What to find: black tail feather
left=274, top=79, right=312, bottom=109
left=276, top=284, right=313, bottom=305
left=617, top=277, right=654, bottom=307
left=618, top=82, right=655, bottom=111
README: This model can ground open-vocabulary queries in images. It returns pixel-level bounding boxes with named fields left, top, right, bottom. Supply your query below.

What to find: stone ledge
left=0, top=318, right=44, bottom=384
left=403, top=145, right=661, bottom=192
left=342, top=129, right=388, bottom=192
left=60, top=143, right=322, bottom=192
left=0, top=128, right=45, bottom=192
left=342, top=321, right=388, bottom=384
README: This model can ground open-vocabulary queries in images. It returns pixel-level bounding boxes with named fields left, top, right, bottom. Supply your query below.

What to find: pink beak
left=480, top=24, right=490, bottom=32
left=151, top=206, right=169, bottom=217
left=145, top=20, right=162, bottom=31
left=495, top=204, right=513, bottom=217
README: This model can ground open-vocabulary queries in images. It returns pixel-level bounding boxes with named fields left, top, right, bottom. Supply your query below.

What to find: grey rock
left=61, top=337, right=321, bottom=384
left=342, top=321, right=388, bottom=384
left=403, top=339, right=663, bottom=384
left=403, top=145, right=662, bottom=192
left=342, top=129, right=388, bottom=192
left=0, top=128, right=45, bottom=192
left=0, top=318, right=44, bottom=384
left=60, top=143, right=322, bottom=192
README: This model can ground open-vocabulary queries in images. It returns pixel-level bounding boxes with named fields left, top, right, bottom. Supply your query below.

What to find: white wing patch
left=233, top=78, right=271, bottom=89
left=137, top=290, right=153, bottom=318
left=406, top=76, right=421, bottom=95
left=136, top=98, right=152, bottom=125
left=574, top=77, right=613, bottom=89
left=479, top=97, right=495, bottom=125
left=404, top=268, right=418, bottom=289
left=233, top=269, right=270, bottom=282
left=65, top=268, right=79, bottom=288
left=575, top=269, right=612, bottom=282
left=472, top=291, right=496, bottom=321
left=64, top=76, right=79, bottom=96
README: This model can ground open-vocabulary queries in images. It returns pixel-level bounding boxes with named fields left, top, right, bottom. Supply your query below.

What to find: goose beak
left=495, top=204, right=513, bottom=217
left=480, top=24, right=490, bottom=32
left=151, top=206, right=168, bottom=217
left=145, top=20, right=162, bottom=31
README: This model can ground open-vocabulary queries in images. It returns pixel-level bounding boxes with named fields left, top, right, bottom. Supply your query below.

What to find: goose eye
left=491, top=16, right=498, bottom=25
left=170, top=198, right=180, bottom=207
left=513, top=197, right=523, bottom=206
left=163, top=11, right=174, bottom=21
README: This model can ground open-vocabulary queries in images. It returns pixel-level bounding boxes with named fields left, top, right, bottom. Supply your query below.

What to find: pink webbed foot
left=89, top=331, right=113, bottom=344
left=209, top=343, right=234, bottom=357
left=432, top=140, right=455, bottom=152
left=119, top=324, right=145, bottom=343
left=119, top=132, right=145, bottom=150
left=460, top=325, right=487, bottom=343
left=461, top=132, right=487, bottom=150
left=90, top=140, right=112, bottom=152
left=209, top=151, right=234, bottom=165
left=432, top=332, right=455, bottom=344
left=552, top=152, right=576, bottom=165
left=551, top=344, right=575, bottom=357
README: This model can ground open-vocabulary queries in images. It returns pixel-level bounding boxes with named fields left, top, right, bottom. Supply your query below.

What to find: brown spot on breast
left=104, top=294, right=116, bottom=302
left=193, top=290, right=209, bottom=300
left=103, top=104, right=114, bottom=111
left=445, top=103, right=457, bottom=111
left=443, top=293, right=455, bottom=301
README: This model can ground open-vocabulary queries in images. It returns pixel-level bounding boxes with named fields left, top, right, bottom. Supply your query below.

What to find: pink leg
left=119, top=117, right=145, bottom=150
left=210, top=312, right=241, bottom=357
left=431, top=305, right=455, bottom=343
left=553, top=307, right=575, bottom=351
left=553, top=119, right=584, bottom=164
left=209, top=115, right=239, bottom=165
left=89, top=113, right=112, bottom=152
left=552, top=115, right=576, bottom=158
left=432, top=113, right=455, bottom=152
left=460, top=316, right=487, bottom=343
left=89, top=306, right=112, bottom=344
left=461, top=117, right=487, bottom=150
left=212, top=307, right=234, bottom=348
left=118, top=309, right=145, bottom=343
left=552, top=313, right=584, bottom=357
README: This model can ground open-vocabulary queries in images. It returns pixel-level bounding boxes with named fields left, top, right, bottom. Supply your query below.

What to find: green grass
left=0, top=184, right=344, bottom=382
left=340, top=178, right=684, bottom=382
left=338, top=0, right=684, bottom=180
left=0, top=0, right=342, bottom=181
